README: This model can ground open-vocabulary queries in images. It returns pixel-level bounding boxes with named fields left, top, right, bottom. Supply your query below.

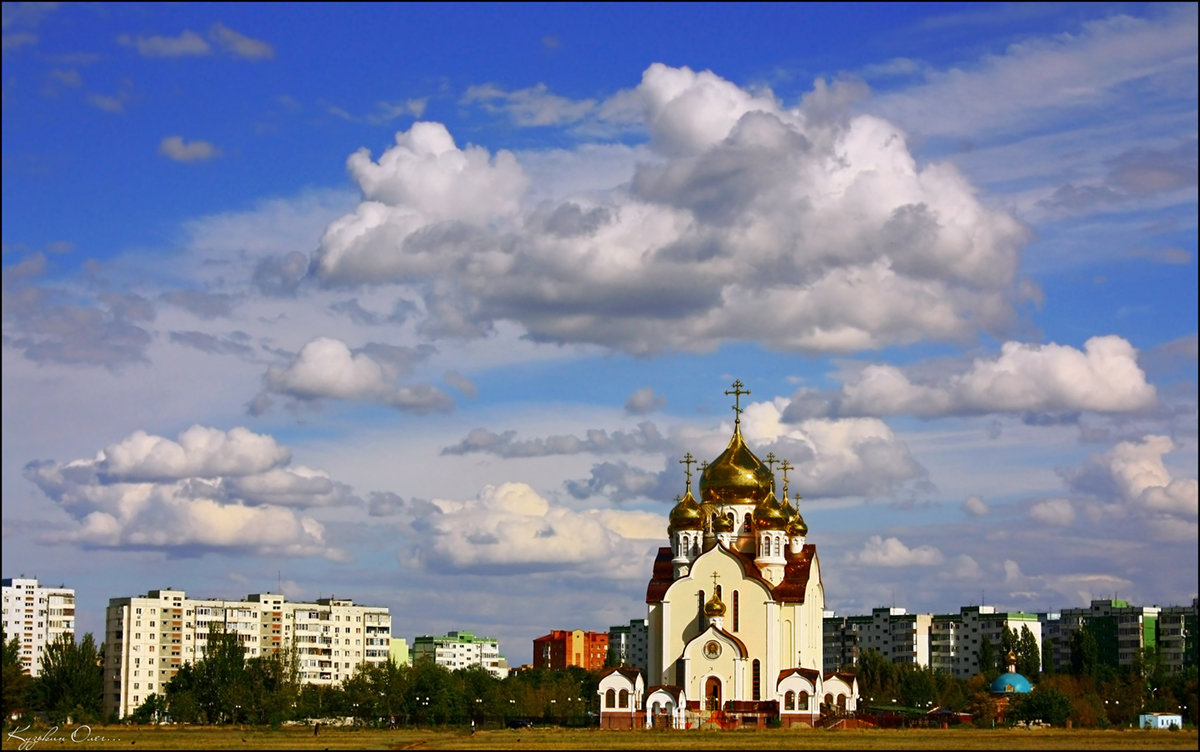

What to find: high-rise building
left=1, top=577, right=76, bottom=677
left=411, top=630, right=509, bottom=679
left=607, top=618, right=649, bottom=676
left=103, top=589, right=390, bottom=719
left=533, top=629, right=609, bottom=671
left=1044, top=599, right=1162, bottom=673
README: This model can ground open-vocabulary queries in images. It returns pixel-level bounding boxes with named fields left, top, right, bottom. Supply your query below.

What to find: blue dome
left=990, top=672, right=1033, bottom=694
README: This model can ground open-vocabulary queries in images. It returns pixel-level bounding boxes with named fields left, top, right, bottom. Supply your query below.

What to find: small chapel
left=599, top=381, right=860, bottom=730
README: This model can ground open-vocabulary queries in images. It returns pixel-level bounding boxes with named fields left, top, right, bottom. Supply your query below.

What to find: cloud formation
left=22, top=426, right=350, bottom=559
left=313, top=64, right=1030, bottom=355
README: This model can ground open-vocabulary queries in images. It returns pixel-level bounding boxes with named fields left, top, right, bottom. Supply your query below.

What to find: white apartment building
left=823, top=604, right=1042, bottom=678
left=1, top=577, right=76, bottom=677
left=103, top=589, right=391, bottom=719
left=411, top=630, right=509, bottom=679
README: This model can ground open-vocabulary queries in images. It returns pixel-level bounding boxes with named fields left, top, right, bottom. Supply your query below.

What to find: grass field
left=2, top=724, right=1197, bottom=751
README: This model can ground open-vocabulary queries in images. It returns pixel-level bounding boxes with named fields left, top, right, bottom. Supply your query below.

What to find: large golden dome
left=699, top=428, right=774, bottom=505
left=668, top=490, right=703, bottom=531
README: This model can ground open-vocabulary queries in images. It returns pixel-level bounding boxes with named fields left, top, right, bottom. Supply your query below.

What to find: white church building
left=599, top=381, right=859, bottom=730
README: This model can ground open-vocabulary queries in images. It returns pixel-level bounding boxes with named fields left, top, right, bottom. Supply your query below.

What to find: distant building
left=608, top=618, right=648, bottom=676
left=103, top=589, right=390, bottom=719
left=823, top=604, right=1042, bottom=679
left=1154, top=599, right=1197, bottom=674
left=412, top=630, right=509, bottom=679
left=1044, top=599, right=1160, bottom=673
left=389, top=636, right=411, bottom=666
left=1, top=577, right=76, bottom=678
left=534, top=629, right=609, bottom=671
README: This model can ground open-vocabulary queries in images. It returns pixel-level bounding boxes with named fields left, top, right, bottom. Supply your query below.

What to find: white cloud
left=1066, top=435, right=1198, bottom=518
left=624, top=387, right=666, bottom=415
left=21, top=426, right=348, bottom=559
left=313, top=64, right=1029, bottom=356
left=1029, top=497, right=1076, bottom=526
left=855, top=535, right=945, bottom=566
left=263, top=336, right=453, bottom=413
left=209, top=22, right=273, bottom=60
left=413, top=482, right=662, bottom=577
left=120, top=30, right=211, bottom=58
left=964, top=495, right=989, bottom=515
left=803, top=335, right=1157, bottom=418
left=159, top=136, right=221, bottom=163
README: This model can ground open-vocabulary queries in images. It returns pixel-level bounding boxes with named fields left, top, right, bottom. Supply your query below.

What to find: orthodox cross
left=779, top=459, right=794, bottom=499
left=764, top=452, right=779, bottom=495
left=725, top=379, right=749, bottom=427
left=679, top=452, right=696, bottom=491
left=711, top=570, right=721, bottom=596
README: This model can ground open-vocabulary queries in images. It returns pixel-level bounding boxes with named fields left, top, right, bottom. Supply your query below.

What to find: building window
left=752, top=660, right=760, bottom=701
left=799, top=692, right=809, bottom=711
left=618, top=689, right=629, bottom=708
left=605, top=689, right=616, bottom=709
left=785, top=691, right=795, bottom=710
left=733, top=591, right=739, bottom=631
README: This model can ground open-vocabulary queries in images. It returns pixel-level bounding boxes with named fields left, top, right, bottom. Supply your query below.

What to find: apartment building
left=607, top=618, right=648, bottom=676
left=823, top=605, right=1042, bottom=678
left=1042, top=598, right=1162, bottom=674
left=411, top=630, right=509, bottom=679
left=1156, top=599, right=1198, bottom=674
left=1, top=577, right=76, bottom=677
left=103, top=589, right=390, bottom=719
left=532, top=629, right=609, bottom=671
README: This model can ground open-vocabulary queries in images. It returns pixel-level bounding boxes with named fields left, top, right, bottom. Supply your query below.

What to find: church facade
left=599, top=381, right=859, bottom=730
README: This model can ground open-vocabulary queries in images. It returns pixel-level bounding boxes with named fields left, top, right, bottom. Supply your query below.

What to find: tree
left=1041, top=637, right=1057, bottom=676
left=1009, top=686, right=1072, bottom=727
left=1017, top=625, right=1041, bottom=678
left=1070, top=626, right=1098, bottom=679
left=2, top=634, right=34, bottom=723
left=978, top=636, right=996, bottom=681
left=31, top=633, right=103, bottom=723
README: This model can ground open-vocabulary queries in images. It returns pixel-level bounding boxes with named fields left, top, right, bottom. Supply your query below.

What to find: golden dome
left=753, top=490, right=789, bottom=529
left=712, top=512, right=734, bottom=533
left=704, top=592, right=726, bottom=617
left=788, top=512, right=808, bottom=537
left=668, top=490, right=703, bottom=531
left=699, top=428, right=773, bottom=505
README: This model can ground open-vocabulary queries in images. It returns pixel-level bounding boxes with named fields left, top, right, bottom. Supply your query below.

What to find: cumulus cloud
left=262, top=336, right=453, bottom=413
left=625, top=387, right=666, bottom=415
left=313, top=64, right=1030, bottom=356
left=1029, top=497, right=1076, bottom=526
left=462, top=82, right=596, bottom=126
left=159, top=136, right=222, bottom=163
left=410, top=482, right=661, bottom=576
left=964, top=495, right=989, bottom=516
left=854, top=535, right=944, bottom=566
left=21, top=426, right=349, bottom=559
left=785, top=335, right=1157, bottom=419
left=1063, top=435, right=1198, bottom=518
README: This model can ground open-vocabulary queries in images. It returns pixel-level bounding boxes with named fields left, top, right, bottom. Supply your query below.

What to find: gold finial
left=680, top=452, right=696, bottom=492
left=711, top=570, right=720, bottom=591
left=724, top=380, right=750, bottom=428
left=779, top=459, right=793, bottom=500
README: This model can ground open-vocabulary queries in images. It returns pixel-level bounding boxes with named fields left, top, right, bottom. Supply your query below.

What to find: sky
left=2, top=2, right=1196, bottom=668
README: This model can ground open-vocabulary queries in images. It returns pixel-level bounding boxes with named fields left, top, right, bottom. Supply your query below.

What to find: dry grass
left=2, top=724, right=1196, bottom=750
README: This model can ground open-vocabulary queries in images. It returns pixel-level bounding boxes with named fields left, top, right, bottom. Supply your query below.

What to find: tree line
left=4, top=623, right=1196, bottom=729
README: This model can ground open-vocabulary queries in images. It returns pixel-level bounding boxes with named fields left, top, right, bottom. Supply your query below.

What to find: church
left=599, top=381, right=859, bottom=729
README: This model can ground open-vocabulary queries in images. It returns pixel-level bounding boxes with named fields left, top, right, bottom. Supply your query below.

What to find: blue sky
left=2, top=2, right=1196, bottom=667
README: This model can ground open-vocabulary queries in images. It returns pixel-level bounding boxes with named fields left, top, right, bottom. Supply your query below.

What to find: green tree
left=978, top=636, right=996, bottom=681
left=2, top=634, right=34, bottom=723
left=1070, top=626, right=1098, bottom=678
left=1017, top=625, right=1041, bottom=678
left=1041, top=637, right=1056, bottom=676
left=1009, top=686, right=1072, bottom=727
left=31, top=632, right=103, bottom=723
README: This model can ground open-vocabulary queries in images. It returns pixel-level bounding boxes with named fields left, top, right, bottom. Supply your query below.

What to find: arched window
left=698, top=590, right=705, bottom=621
left=785, top=690, right=795, bottom=710
left=799, top=692, right=809, bottom=711
left=618, top=689, right=629, bottom=708
left=752, top=659, right=761, bottom=701
left=732, top=590, right=739, bottom=631
left=744, top=512, right=752, bottom=531
left=605, top=688, right=616, bottom=708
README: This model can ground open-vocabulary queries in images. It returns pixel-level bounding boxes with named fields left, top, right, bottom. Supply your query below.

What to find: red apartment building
left=533, top=629, right=609, bottom=670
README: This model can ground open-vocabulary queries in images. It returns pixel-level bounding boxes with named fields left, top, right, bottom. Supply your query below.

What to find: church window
left=744, top=513, right=752, bottom=531
left=799, top=692, right=809, bottom=710
left=752, top=659, right=761, bottom=701
left=698, top=590, right=705, bottom=621
left=785, top=690, right=795, bottom=710
left=605, top=689, right=616, bottom=709
left=733, top=591, right=739, bottom=631
left=618, top=689, right=629, bottom=708
left=774, top=537, right=781, bottom=556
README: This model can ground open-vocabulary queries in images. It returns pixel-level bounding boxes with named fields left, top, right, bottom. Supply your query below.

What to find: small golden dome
left=668, top=490, right=703, bottom=531
left=753, top=490, right=788, bottom=529
left=712, top=512, right=734, bottom=533
left=788, top=512, right=808, bottom=537
left=704, top=592, right=726, bottom=617
left=699, top=428, right=773, bottom=505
